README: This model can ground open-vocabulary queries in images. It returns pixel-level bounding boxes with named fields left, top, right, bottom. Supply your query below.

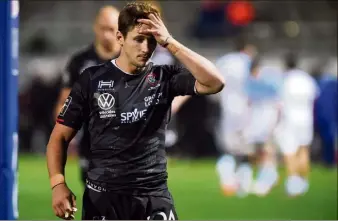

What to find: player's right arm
left=54, top=56, right=81, bottom=119
left=47, top=68, right=90, bottom=220
left=47, top=124, right=78, bottom=219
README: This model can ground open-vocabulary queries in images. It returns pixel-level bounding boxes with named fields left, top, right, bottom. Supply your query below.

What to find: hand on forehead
left=136, top=23, right=151, bottom=32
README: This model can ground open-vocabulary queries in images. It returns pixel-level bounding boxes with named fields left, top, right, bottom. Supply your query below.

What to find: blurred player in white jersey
left=274, top=53, right=319, bottom=197
left=215, top=39, right=257, bottom=196
left=243, top=57, right=283, bottom=196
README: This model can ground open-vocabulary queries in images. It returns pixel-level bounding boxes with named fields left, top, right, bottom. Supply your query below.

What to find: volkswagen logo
left=98, top=93, right=115, bottom=110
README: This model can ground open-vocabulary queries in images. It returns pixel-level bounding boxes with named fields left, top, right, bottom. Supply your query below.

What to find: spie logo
left=146, top=73, right=157, bottom=86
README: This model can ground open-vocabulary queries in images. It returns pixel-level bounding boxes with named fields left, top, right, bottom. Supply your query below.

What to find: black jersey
left=62, top=44, right=108, bottom=88
left=61, top=44, right=115, bottom=158
left=57, top=60, right=197, bottom=195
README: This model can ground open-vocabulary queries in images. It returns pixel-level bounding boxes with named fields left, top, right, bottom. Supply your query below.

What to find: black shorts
left=82, top=184, right=178, bottom=220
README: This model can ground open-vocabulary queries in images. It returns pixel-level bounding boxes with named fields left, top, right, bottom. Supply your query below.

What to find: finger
left=64, top=211, right=76, bottom=220
left=63, top=199, right=73, bottom=213
left=70, top=195, right=77, bottom=211
left=139, top=30, right=160, bottom=37
left=57, top=202, right=67, bottom=216
left=137, top=19, right=157, bottom=27
left=139, top=28, right=159, bottom=35
left=53, top=205, right=63, bottom=219
left=149, top=13, right=161, bottom=23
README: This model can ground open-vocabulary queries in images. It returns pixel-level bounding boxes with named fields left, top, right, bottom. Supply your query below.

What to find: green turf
left=18, top=154, right=337, bottom=220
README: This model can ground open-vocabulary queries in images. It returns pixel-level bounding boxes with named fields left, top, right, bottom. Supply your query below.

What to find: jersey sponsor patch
left=121, top=108, right=147, bottom=124
left=97, top=93, right=117, bottom=119
left=59, top=96, right=72, bottom=116
left=97, top=93, right=115, bottom=110
left=146, top=72, right=158, bottom=86
left=98, top=80, right=114, bottom=90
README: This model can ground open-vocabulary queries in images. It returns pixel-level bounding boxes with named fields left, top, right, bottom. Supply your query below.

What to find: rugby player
left=274, top=53, right=319, bottom=196
left=243, top=57, right=282, bottom=196
left=215, top=38, right=256, bottom=196
left=47, top=2, right=224, bottom=220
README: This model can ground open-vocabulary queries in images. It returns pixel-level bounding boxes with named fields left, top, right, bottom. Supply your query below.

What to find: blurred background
left=15, top=0, right=337, bottom=220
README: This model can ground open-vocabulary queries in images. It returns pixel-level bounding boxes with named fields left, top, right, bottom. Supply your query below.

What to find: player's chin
left=135, top=59, right=148, bottom=67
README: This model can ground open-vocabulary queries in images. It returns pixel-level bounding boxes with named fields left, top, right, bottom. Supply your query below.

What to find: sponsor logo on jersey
left=121, top=108, right=147, bottom=124
left=98, top=93, right=115, bottom=110
left=59, top=96, right=72, bottom=116
left=97, top=93, right=116, bottom=119
left=146, top=72, right=157, bottom=86
left=98, top=80, right=114, bottom=90
left=144, top=92, right=162, bottom=107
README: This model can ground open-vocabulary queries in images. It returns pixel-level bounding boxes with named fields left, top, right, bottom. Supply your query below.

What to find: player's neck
left=115, top=55, right=140, bottom=75
left=95, top=42, right=119, bottom=61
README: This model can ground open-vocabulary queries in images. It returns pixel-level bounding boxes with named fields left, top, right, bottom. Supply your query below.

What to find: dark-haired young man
left=46, top=1, right=225, bottom=220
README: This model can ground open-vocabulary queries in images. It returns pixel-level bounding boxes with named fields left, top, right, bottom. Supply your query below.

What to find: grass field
left=19, top=154, right=337, bottom=220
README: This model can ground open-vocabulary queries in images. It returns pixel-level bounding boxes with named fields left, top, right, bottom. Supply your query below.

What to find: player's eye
left=134, top=36, right=145, bottom=43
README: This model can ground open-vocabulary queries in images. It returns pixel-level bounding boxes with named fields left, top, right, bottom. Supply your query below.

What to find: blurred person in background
left=243, top=57, right=283, bottom=196
left=274, top=53, right=319, bottom=197
left=215, top=37, right=257, bottom=196
left=54, top=5, right=120, bottom=185
left=20, top=32, right=61, bottom=153
left=311, top=62, right=338, bottom=167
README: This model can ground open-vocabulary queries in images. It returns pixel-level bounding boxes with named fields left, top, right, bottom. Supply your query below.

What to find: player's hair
left=118, top=1, right=160, bottom=37
left=234, top=36, right=252, bottom=51
left=285, top=52, right=298, bottom=69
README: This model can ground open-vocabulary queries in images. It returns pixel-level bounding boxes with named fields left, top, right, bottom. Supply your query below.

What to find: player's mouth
left=138, top=55, right=149, bottom=61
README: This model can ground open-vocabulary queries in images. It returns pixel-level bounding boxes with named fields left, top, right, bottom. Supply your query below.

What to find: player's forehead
left=127, top=23, right=152, bottom=38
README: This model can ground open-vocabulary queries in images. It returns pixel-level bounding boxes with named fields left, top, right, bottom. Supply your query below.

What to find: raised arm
left=138, top=14, right=225, bottom=95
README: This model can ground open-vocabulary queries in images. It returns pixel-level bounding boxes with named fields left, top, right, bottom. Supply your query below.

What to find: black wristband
left=162, top=36, right=170, bottom=48
left=51, top=182, right=66, bottom=190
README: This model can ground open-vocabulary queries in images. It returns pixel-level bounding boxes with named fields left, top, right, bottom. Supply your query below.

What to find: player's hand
left=51, top=183, right=77, bottom=220
left=137, top=13, right=171, bottom=46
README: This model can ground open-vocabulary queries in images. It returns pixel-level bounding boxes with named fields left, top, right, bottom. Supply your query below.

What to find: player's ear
left=116, top=31, right=124, bottom=47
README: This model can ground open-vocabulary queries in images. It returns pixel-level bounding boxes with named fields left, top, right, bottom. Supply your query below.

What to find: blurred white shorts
left=243, top=104, right=279, bottom=144
left=274, top=120, right=314, bottom=155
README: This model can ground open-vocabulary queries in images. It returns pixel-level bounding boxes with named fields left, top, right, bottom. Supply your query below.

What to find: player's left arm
left=138, top=14, right=225, bottom=95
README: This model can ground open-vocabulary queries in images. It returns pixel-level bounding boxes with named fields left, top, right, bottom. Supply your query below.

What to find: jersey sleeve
left=164, top=65, right=197, bottom=97
left=57, top=68, right=90, bottom=130
left=61, top=56, right=82, bottom=88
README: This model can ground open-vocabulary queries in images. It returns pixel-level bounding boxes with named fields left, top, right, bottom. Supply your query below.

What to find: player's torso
left=281, top=70, right=317, bottom=125
left=84, top=61, right=172, bottom=192
left=87, top=61, right=172, bottom=149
